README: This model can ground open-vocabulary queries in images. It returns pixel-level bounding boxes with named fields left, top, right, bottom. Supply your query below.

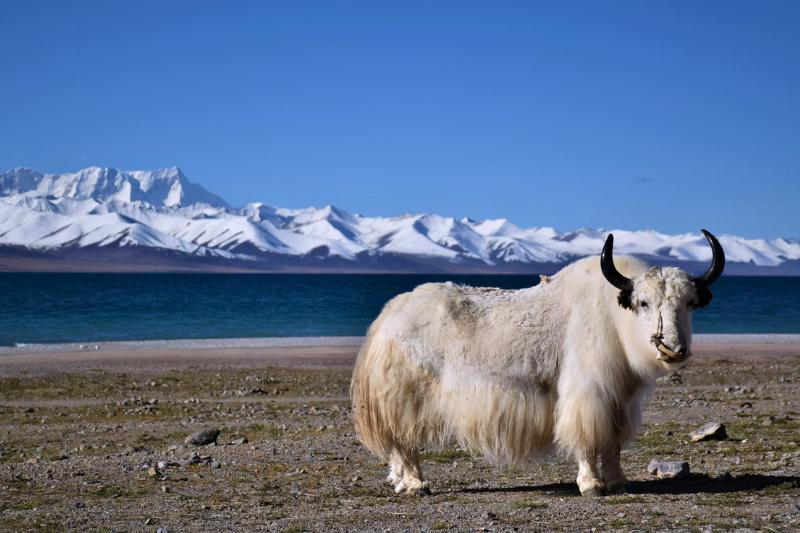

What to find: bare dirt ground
left=0, top=339, right=798, bottom=532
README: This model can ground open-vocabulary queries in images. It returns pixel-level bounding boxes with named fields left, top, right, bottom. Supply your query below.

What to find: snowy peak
left=0, top=166, right=798, bottom=272
left=0, top=167, right=44, bottom=195
left=0, top=166, right=229, bottom=209
left=126, top=167, right=230, bottom=208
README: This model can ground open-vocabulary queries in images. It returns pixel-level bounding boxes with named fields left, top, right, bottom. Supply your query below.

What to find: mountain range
left=1, top=166, right=798, bottom=274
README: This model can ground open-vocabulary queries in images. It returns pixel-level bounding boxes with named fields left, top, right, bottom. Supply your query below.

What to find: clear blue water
left=0, top=273, right=797, bottom=345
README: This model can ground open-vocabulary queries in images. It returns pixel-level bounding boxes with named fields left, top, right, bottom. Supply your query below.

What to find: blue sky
left=1, top=1, right=798, bottom=238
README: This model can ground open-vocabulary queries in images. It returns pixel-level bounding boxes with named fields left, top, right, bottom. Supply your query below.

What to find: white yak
left=351, top=230, right=724, bottom=496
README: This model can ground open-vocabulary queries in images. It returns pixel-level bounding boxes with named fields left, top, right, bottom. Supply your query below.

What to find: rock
left=161, top=485, right=170, bottom=493
left=157, top=461, right=169, bottom=470
left=181, top=451, right=214, bottom=467
left=147, top=467, right=160, bottom=478
left=647, top=459, right=690, bottom=479
left=231, top=437, right=248, bottom=445
left=184, top=428, right=220, bottom=446
left=210, top=460, right=221, bottom=469
left=689, top=422, right=727, bottom=442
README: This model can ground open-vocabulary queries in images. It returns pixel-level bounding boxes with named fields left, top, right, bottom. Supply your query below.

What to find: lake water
left=0, top=273, right=797, bottom=345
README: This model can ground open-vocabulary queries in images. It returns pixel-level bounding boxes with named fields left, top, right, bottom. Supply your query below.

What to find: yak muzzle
left=651, top=315, right=690, bottom=363
left=654, top=341, right=691, bottom=363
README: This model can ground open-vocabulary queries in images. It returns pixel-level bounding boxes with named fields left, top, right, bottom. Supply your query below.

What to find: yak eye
left=640, top=301, right=649, bottom=309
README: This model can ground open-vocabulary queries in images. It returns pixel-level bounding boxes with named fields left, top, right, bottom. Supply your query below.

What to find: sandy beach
left=1, top=335, right=798, bottom=531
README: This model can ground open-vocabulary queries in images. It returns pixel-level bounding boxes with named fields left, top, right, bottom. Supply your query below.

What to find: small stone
left=210, top=460, right=221, bottom=469
left=161, top=485, right=170, bottom=493
left=647, top=459, right=690, bottom=479
left=157, top=461, right=169, bottom=470
left=184, top=428, right=220, bottom=446
left=74, top=501, right=85, bottom=508
left=144, top=518, right=152, bottom=525
left=689, top=422, right=727, bottom=442
left=231, top=437, right=248, bottom=445
left=484, top=511, right=498, bottom=520
left=147, top=467, right=160, bottom=478
left=351, top=475, right=361, bottom=482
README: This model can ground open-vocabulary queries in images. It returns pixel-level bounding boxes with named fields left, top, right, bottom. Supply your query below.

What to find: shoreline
left=1, top=334, right=797, bottom=377
left=0, top=336, right=364, bottom=355
left=1, top=333, right=798, bottom=356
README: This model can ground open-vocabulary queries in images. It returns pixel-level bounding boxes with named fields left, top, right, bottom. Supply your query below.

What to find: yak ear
left=617, top=288, right=633, bottom=310
left=695, top=288, right=713, bottom=308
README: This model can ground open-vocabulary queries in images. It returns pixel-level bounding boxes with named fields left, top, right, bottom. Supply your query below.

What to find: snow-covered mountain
left=0, top=167, right=229, bottom=209
left=1, top=166, right=798, bottom=273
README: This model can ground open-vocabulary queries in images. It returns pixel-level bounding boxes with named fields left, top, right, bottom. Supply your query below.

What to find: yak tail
left=350, top=329, right=438, bottom=460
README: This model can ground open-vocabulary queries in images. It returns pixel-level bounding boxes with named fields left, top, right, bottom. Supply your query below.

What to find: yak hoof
left=578, top=479, right=606, bottom=497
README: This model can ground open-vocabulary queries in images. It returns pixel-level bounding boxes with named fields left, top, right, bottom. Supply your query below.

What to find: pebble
left=647, top=459, right=690, bottom=479
left=147, top=467, right=160, bottom=478
left=231, top=437, right=248, bottom=445
left=211, top=460, right=221, bottom=469
left=161, top=485, right=170, bottom=493
left=689, top=422, right=727, bottom=442
left=184, top=428, right=220, bottom=446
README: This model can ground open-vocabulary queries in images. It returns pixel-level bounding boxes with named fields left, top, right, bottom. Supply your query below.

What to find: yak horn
left=693, top=229, right=726, bottom=288
left=601, top=234, right=633, bottom=291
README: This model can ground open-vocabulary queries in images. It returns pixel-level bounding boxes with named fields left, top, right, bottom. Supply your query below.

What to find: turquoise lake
left=0, top=273, right=797, bottom=345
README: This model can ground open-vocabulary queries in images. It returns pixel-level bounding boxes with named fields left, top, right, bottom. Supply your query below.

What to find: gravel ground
left=0, top=339, right=798, bottom=532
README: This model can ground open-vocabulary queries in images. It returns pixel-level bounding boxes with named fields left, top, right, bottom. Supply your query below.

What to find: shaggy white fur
left=350, top=255, right=707, bottom=496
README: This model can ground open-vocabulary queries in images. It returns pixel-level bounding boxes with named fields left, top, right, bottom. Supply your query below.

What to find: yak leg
left=387, top=449, right=429, bottom=496
left=576, top=452, right=605, bottom=497
left=599, top=443, right=627, bottom=494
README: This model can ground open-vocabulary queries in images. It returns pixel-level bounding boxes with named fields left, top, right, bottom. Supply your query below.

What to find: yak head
left=600, top=230, right=725, bottom=367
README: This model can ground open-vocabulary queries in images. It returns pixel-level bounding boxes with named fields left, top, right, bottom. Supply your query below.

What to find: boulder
left=647, top=459, right=690, bottom=479
left=689, top=422, right=727, bottom=442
